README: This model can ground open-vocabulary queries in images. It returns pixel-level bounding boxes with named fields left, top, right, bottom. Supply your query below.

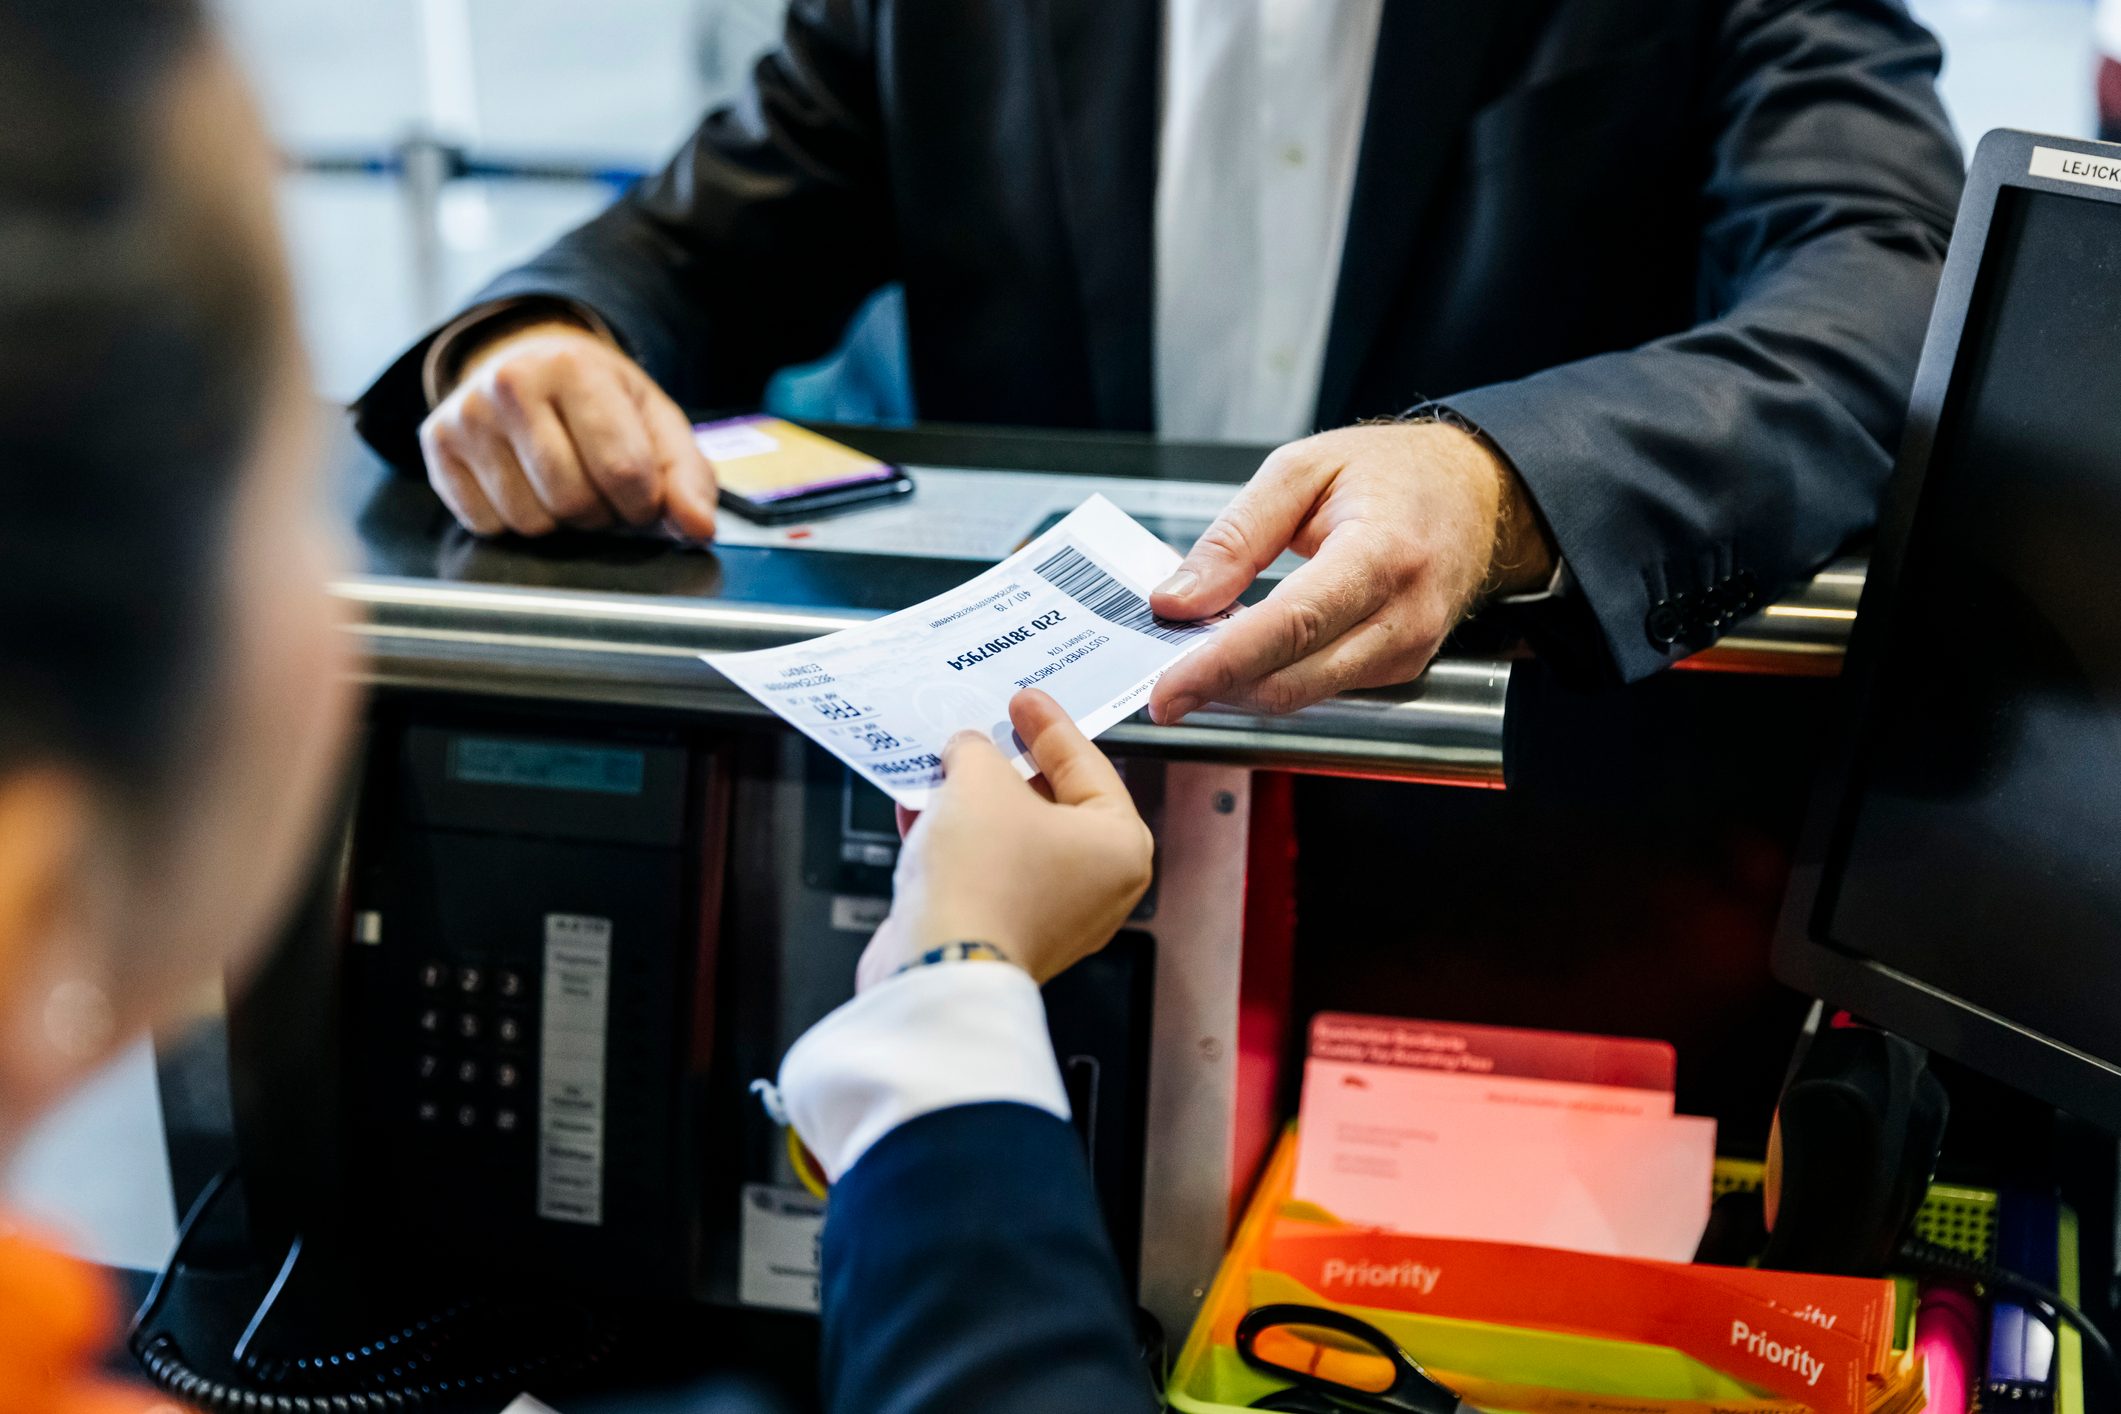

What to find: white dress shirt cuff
left=1495, top=558, right=1571, bottom=605
left=776, top=962, right=1069, bottom=1183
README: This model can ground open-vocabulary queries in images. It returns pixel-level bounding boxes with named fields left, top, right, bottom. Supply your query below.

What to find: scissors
left=1236, top=1303, right=1486, bottom=1414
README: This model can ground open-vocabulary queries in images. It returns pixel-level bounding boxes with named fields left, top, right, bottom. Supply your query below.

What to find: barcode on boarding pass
left=1032, top=543, right=1212, bottom=646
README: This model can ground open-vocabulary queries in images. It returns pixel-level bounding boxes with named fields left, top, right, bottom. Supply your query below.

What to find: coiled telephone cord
left=129, top=1171, right=615, bottom=1411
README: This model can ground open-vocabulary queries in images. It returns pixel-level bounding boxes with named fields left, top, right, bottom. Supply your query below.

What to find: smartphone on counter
left=698, top=415, right=915, bottom=524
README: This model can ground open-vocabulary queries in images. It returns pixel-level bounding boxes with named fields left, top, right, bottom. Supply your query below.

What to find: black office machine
left=339, top=716, right=727, bottom=1294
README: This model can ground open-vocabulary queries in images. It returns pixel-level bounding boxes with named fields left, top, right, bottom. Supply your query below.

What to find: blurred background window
left=214, top=0, right=2103, bottom=422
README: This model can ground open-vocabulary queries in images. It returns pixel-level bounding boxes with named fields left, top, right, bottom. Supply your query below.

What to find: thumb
left=937, top=728, right=1023, bottom=800
left=1151, top=447, right=1326, bottom=618
left=1008, top=689, right=1128, bottom=809
left=646, top=394, right=718, bottom=540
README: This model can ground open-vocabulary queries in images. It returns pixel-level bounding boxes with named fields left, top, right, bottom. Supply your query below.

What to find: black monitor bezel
left=1772, top=129, right=2121, bottom=1133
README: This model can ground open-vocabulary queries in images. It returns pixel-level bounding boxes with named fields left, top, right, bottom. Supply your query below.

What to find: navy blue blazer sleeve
left=1446, top=0, right=1964, bottom=684
left=817, top=1102, right=1159, bottom=1414
left=350, top=0, right=892, bottom=469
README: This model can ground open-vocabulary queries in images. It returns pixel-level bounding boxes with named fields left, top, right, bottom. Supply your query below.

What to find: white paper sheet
left=1291, top=1094, right=1718, bottom=1262
left=702, top=495, right=1227, bottom=806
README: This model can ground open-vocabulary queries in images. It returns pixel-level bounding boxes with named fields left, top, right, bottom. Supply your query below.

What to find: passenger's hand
left=858, top=689, right=1153, bottom=991
left=1147, top=421, right=1555, bottom=722
left=417, top=321, right=718, bottom=539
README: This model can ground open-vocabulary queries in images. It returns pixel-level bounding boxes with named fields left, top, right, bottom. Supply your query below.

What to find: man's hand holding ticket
left=702, top=496, right=1229, bottom=806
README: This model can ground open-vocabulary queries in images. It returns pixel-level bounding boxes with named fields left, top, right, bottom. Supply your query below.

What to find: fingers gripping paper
left=701, top=496, right=1228, bottom=807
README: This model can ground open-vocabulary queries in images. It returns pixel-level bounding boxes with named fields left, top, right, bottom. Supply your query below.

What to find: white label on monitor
left=2029, top=146, right=2121, bottom=193
left=537, top=914, right=611, bottom=1226
left=739, top=1183, right=825, bottom=1313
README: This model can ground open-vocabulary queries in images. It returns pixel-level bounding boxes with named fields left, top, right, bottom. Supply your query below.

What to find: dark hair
left=0, top=0, right=277, bottom=804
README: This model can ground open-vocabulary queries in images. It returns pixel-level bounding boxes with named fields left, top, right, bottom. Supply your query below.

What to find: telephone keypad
left=410, top=954, right=536, bottom=1137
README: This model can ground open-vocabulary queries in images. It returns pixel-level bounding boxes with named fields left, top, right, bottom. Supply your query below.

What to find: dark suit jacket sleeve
left=350, top=0, right=894, bottom=469
left=817, top=1102, right=1159, bottom=1414
left=1444, top=0, right=1964, bottom=684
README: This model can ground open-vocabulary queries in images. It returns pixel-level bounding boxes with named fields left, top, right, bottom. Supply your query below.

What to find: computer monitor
left=1774, top=131, right=2121, bottom=1134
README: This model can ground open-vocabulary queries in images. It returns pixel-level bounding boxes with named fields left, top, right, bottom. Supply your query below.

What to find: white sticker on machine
left=739, top=1183, right=825, bottom=1313
left=828, top=894, right=891, bottom=933
left=537, top=913, right=611, bottom=1226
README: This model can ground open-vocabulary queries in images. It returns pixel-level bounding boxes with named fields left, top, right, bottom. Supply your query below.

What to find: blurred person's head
left=0, top=0, right=354, bottom=1151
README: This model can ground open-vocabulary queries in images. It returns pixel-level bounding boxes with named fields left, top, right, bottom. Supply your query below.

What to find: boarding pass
left=702, top=495, right=1228, bottom=807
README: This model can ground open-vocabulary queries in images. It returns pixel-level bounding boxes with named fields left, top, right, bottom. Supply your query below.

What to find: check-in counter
left=335, top=420, right=1866, bottom=786
left=190, top=419, right=1901, bottom=1403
